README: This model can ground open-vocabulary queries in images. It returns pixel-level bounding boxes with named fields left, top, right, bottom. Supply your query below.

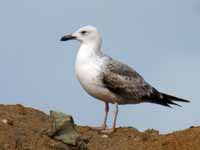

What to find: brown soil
left=0, top=104, right=199, bottom=150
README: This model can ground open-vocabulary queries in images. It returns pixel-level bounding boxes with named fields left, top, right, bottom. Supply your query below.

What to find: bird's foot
left=100, top=127, right=115, bottom=134
left=91, top=124, right=107, bottom=130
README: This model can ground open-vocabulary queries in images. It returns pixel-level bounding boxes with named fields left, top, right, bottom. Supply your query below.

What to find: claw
left=91, top=124, right=108, bottom=130
left=100, top=127, right=115, bottom=134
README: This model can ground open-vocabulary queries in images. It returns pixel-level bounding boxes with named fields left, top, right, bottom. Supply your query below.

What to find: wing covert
left=103, top=57, right=155, bottom=101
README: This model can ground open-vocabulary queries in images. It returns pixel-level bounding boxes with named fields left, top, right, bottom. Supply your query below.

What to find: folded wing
left=103, top=57, right=190, bottom=107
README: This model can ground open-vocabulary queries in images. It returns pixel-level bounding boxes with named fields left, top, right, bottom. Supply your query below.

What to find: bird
left=60, top=25, right=190, bottom=133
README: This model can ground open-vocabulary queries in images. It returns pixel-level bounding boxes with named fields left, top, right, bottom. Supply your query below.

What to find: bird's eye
left=80, top=31, right=87, bottom=35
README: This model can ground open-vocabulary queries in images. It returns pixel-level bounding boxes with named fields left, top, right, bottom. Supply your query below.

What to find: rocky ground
left=0, top=104, right=199, bottom=150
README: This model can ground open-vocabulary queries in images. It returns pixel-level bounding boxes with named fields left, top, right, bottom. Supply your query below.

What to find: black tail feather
left=146, top=92, right=190, bottom=107
left=161, top=93, right=190, bottom=103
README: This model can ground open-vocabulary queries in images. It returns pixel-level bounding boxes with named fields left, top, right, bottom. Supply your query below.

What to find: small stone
left=101, top=134, right=108, bottom=138
left=2, top=119, right=8, bottom=124
left=2, top=119, right=13, bottom=125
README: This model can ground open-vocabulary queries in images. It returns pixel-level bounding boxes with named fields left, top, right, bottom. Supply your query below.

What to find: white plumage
left=60, top=25, right=190, bottom=133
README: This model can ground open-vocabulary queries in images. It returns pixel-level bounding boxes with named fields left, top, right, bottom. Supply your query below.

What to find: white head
left=60, top=25, right=102, bottom=46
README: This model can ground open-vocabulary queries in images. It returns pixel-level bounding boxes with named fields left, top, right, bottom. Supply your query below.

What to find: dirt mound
left=0, top=104, right=70, bottom=150
left=0, top=104, right=199, bottom=150
left=78, top=126, right=200, bottom=150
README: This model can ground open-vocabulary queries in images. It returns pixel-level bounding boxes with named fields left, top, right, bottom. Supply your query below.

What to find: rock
left=2, top=119, right=13, bottom=125
left=50, top=111, right=81, bottom=146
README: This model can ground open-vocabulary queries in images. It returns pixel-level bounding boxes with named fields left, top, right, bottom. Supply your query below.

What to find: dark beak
left=60, top=34, right=76, bottom=41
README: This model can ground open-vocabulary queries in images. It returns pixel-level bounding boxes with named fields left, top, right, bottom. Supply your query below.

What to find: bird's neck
left=77, top=42, right=103, bottom=61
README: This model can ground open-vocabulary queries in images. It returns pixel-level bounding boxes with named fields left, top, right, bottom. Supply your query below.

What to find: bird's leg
left=112, top=103, right=119, bottom=130
left=101, top=103, right=119, bottom=134
left=101, top=102, right=109, bottom=129
left=91, top=102, right=109, bottom=130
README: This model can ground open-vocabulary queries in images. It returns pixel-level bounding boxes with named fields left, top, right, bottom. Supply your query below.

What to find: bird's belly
left=75, top=63, right=117, bottom=103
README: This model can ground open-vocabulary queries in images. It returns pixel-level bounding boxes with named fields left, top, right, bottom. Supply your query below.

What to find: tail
left=147, top=92, right=190, bottom=108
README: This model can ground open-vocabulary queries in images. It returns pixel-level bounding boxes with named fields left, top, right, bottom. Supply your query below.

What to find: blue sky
left=0, top=0, right=200, bottom=133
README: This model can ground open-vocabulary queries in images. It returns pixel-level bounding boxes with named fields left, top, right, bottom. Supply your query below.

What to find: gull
left=60, top=25, right=190, bottom=133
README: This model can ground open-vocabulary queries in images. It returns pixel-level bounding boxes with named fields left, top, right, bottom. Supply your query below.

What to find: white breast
left=75, top=45, right=117, bottom=103
left=75, top=52, right=103, bottom=96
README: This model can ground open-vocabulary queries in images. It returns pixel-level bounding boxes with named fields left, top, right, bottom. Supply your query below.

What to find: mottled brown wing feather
left=102, top=57, right=190, bottom=107
left=103, top=57, right=156, bottom=101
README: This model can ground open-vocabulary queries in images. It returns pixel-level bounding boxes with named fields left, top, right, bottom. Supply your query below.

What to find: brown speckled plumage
left=103, top=56, right=189, bottom=107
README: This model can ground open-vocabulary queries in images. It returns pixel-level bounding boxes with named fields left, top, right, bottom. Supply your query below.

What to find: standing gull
left=60, top=25, right=190, bottom=133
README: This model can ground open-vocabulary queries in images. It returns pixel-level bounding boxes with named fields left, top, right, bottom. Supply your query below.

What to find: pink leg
left=91, top=102, right=109, bottom=130
left=101, top=103, right=119, bottom=134
left=101, top=102, right=109, bottom=129
left=112, top=103, right=119, bottom=130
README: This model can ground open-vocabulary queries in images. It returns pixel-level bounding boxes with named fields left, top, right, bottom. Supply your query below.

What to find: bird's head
left=60, top=25, right=102, bottom=45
